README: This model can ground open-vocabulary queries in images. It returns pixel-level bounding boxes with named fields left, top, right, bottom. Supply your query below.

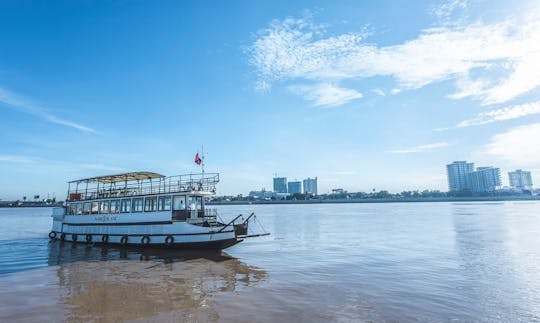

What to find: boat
left=49, top=171, right=268, bottom=250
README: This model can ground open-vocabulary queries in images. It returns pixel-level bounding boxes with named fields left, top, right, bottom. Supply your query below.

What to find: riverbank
left=208, top=195, right=540, bottom=205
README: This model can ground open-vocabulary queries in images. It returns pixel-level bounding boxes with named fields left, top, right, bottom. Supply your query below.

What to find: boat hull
left=49, top=235, right=242, bottom=250
left=50, top=212, right=242, bottom=250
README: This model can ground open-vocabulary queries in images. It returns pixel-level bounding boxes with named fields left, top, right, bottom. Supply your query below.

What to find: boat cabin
left=64, top=171, right=219, bottom=223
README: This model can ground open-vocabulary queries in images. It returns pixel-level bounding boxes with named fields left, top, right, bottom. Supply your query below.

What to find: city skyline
left=3, top=163, right=536, bottom=201
left=2, top=1, right=540, bottom=199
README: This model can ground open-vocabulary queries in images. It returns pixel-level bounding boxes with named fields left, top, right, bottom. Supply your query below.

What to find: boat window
left=158, top=196, right=171, bottom=211
left=68, top=203, right=77, bottom=215
left=132, top=198, right=143, bottom=212
left=91, top=201, right=99, bottom=214
left=110, top=200, right=120, bottom=213
left=195, top=196, right=203, bottom=210
left=187, top=196, right=201, bottom=210
left=76, top=203, right=83, bottom=215
left=173, top=196, right=185, bottom=210
left=121, top=199, right=131, bottom=213
left=83, top=202, right=92, bottom=215
left=99, top=201, right=110, bottom=214
left=144, top=197, right=157, bottom=212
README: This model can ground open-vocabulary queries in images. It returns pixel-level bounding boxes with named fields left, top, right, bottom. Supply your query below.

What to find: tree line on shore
left=212, top=188, right=534, bottom=202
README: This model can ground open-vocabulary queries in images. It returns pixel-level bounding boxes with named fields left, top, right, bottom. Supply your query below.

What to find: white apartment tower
left=466, top=167, right=501, bottom=193
left=446, top=161, right=474, bottom=191
left=508, top=169, right=533, bottom=191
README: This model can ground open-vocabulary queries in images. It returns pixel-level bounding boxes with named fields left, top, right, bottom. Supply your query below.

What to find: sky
left=1, top=0, right=540, bottom=199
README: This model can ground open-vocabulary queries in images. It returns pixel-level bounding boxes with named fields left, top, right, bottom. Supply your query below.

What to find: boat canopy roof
left=69, top=171, right=165, bottom=184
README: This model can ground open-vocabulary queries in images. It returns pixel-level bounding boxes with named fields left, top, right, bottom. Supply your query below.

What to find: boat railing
left=204, top=208, right=218, bottom=219
left=67, top=173, right=219, bottom=201
left=179, top=208, right=218, bottom=223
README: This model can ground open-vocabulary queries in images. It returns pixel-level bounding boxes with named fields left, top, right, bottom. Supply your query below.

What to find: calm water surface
left=1, top=202, right=540, bottom=322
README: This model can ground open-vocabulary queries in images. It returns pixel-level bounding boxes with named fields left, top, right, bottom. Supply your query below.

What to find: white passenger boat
left=49, top=171, right=267, bottom=250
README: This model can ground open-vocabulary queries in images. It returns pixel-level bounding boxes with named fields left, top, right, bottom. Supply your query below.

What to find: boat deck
left=67, top=172, right=219, bottom=202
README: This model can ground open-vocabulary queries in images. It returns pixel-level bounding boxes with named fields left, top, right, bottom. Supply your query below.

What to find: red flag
left=194, top=153, right=202, bottom=165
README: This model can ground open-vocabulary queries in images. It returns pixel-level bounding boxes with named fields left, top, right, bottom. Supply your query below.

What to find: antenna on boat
left=201, top=144, right=205, bottom=175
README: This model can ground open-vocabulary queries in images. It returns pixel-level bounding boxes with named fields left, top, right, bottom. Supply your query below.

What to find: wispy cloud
left=248, top=7, right=540, bottom=107
left=80, top=163, right=125, bottom=172
left=0, top=155, right=36, bottom=163
left=333, top=170, right=357, bottom=175
left=387, top=142, right=450, bottom=154
left=371, top=88, right=385, bottom=96
left=455, top=101, right=540, bottom=128
left=482, top=122, right=540, bottom=166
left=288, top=83, right=363, bottom=107
left=0, top=154, right=123, bottom=172
left=430, top=0, right=468, bottom=23
left=0, top=87, right=98, bottom=134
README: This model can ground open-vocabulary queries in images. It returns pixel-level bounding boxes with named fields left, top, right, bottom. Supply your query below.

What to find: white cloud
left=248, top=8, right=540, bottom=106
left=387, top=142, right=450, bottom=154
left=456, top=101, right=540, bottom=128
left=288, top=83, right=363, bottom=107
left=0, top=87, right=98, bottom=134
left=482, top=123, right=540, bottom=166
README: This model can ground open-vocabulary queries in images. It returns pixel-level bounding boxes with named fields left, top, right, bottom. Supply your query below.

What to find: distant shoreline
left=208, top=196, right=540, bottom=205
left=0, top=202, right=63, bottom=208
left=1, top=196, right=538, bottom=208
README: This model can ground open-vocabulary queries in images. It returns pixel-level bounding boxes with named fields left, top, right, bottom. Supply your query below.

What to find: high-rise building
left=508, top=169, right=533, bottom=191
left=447, top=161, right=474, bottom=191
left=303, top=177, right=318, bottom=195
left=273, top=177, right=287, bottom=193
left=287, top=181, right=302, bottom=194
left=466, top=167, right=501, bottom=193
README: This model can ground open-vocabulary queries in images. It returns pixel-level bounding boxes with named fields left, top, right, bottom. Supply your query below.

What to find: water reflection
left=47, top=239, right=240, bottom=265
left=0, top=241, right=267, bottom=322
left=450, top=203, right=538, bottom=321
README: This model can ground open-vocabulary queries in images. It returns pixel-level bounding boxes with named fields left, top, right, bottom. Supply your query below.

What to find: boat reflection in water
left=45, top=240, right=267, bottom=321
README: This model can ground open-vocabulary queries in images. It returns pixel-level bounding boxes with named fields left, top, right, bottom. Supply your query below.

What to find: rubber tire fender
left=165, top=235, right=174, bottom=245
left=141, top=235, right=150, bottom=245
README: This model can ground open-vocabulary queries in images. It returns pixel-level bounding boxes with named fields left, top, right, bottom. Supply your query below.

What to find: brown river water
left=1, top=202, right=540, bottom=322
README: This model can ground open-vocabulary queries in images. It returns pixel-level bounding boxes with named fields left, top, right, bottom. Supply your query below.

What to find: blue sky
left=1, top=0, right=540, bottom=199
